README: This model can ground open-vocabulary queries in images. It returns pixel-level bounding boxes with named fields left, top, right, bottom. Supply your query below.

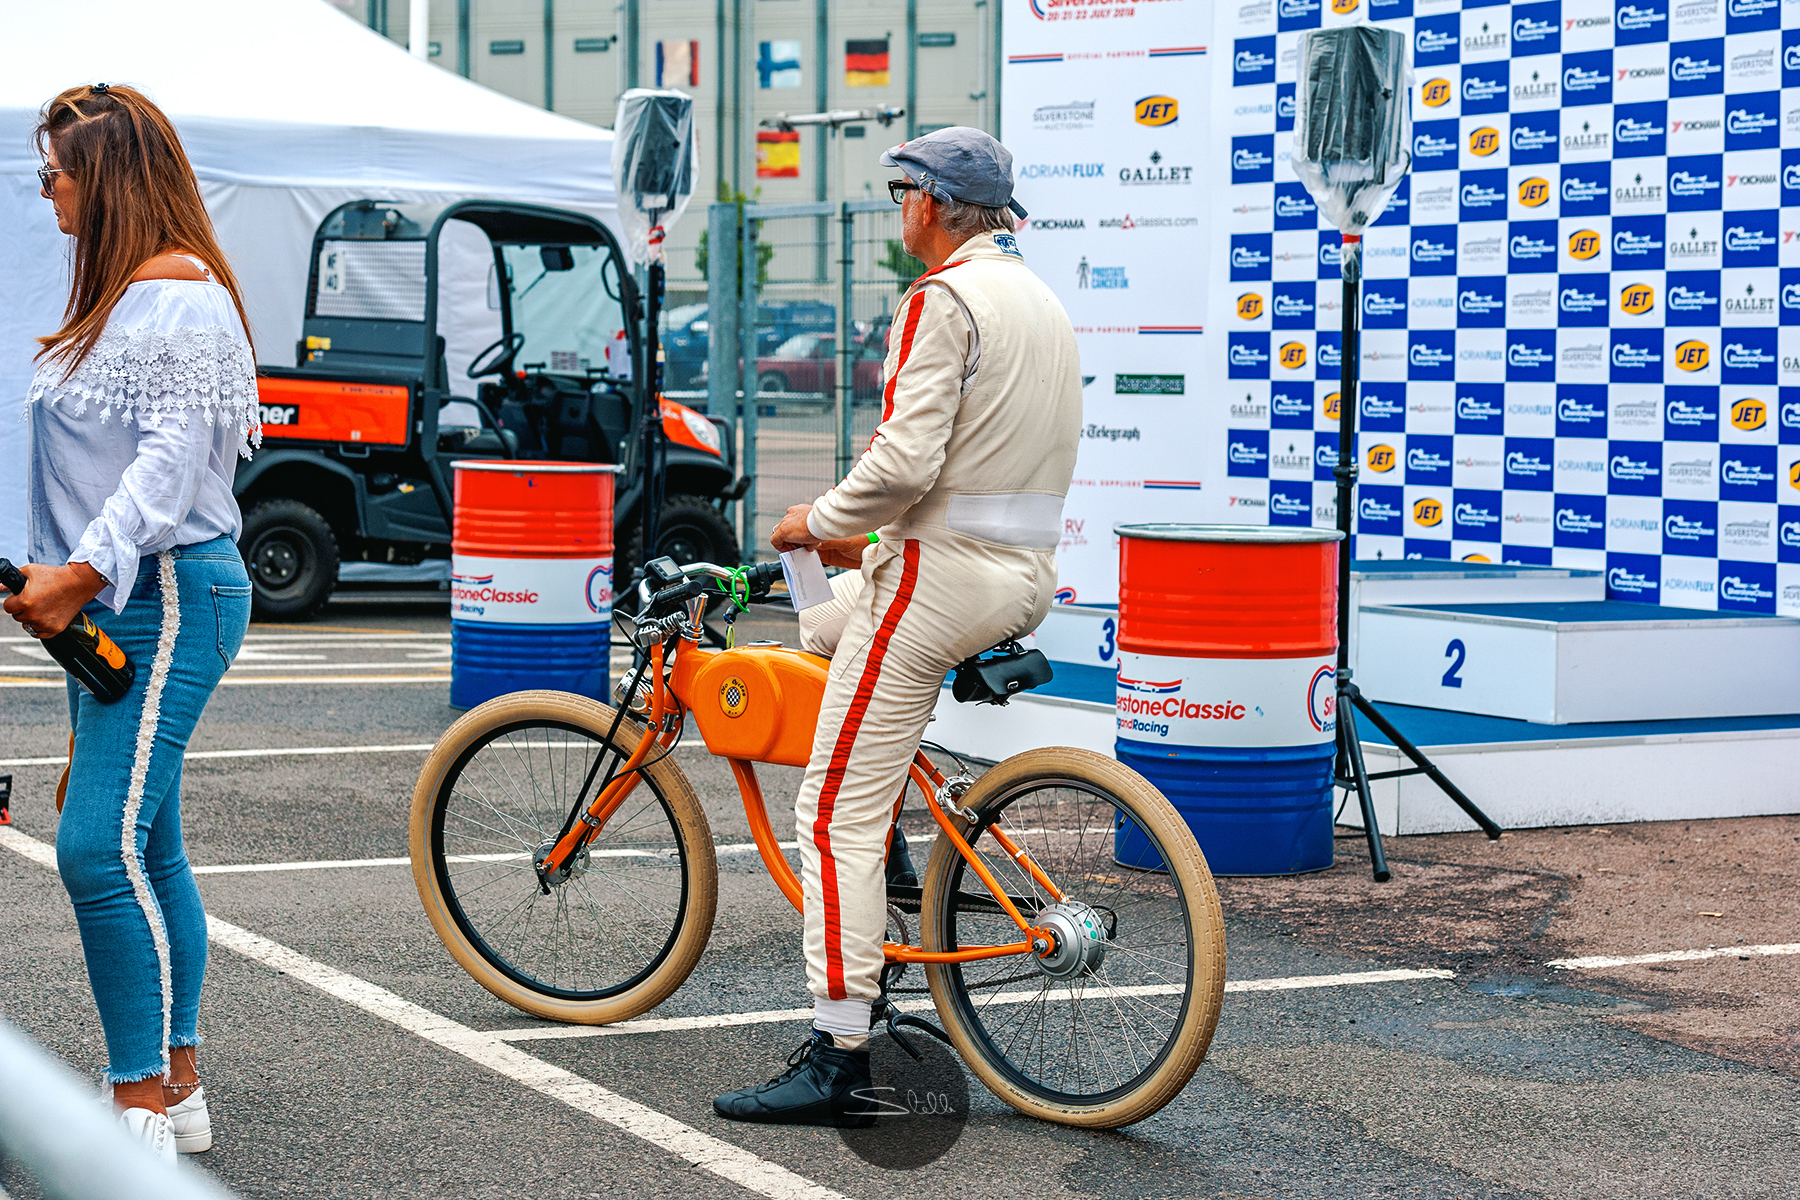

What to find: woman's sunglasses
left=37, top=166, right=65, bottom=196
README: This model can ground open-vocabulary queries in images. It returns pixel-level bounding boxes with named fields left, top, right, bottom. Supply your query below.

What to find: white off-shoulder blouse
left=25, top=268, right=260, bottom=613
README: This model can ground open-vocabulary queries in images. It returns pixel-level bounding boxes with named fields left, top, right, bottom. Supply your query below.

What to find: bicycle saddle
left=950, top=639, right=1054, bottom=706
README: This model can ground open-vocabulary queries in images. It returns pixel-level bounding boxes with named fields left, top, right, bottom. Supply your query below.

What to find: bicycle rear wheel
left=409, top=690, right=717, bottom=1023
left=919, top=747, right=1225, bottom=1128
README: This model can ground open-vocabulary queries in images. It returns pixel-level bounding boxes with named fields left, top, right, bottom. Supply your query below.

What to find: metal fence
left=700, top=199, right=917, bottom=561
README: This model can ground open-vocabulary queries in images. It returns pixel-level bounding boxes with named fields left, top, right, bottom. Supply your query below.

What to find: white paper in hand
left=779, top=548, right=834, bottom=611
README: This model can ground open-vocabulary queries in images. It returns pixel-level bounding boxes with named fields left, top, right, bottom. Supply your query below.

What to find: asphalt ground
left=2, top=597, right=1797, bottom=1200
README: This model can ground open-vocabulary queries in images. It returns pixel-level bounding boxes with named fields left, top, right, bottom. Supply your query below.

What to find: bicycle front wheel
left=409, top=690, right=717, bottom=1024
left=919, top=747, right=1225, bottom=1128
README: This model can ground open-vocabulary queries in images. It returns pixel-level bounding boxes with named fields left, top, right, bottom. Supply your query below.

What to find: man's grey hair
left=936, top=198, right=1015, bottom=238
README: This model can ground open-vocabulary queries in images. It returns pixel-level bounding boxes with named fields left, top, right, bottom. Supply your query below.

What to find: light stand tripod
left=1329, top=237, right=1501, bottom=882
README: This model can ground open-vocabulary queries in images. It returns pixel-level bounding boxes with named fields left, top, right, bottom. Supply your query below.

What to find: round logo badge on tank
left=719, top=676, right=749, bottom=718
left=1732, top=398, right=1767, bottom=429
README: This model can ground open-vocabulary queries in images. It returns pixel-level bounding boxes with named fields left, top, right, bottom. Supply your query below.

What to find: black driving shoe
left=713, top=1030, right=875, bottom=1128
left=886, top=824, right=918, bottom=888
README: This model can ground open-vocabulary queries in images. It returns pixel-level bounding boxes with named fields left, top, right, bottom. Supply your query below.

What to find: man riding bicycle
left=713, top=126, right=1083, bottom=1127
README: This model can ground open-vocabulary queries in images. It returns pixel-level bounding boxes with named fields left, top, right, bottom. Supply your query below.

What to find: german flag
left=756, top=129, right=801, bottom=178
left=845, top=38, right=889, bottom=87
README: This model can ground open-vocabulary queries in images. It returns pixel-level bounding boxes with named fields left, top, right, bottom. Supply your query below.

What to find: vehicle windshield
left=497, top=242, right=626, bottom=374
left=773, top=332, right=833, bottom=358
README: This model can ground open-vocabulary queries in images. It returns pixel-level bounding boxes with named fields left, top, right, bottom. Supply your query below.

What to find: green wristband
left=867, top=532, right=880, bottom=544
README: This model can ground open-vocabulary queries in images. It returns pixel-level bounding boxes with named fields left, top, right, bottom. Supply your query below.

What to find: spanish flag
left=845, top=38, right=889, bottom=87
left=756, top=130, right=801, bottom=178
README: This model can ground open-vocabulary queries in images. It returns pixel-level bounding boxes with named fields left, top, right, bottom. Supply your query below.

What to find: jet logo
left=1469, top=127, right=1501, bottom=156
left=1731, top=398, right=1767, bottom=429
left=1568, top=230, right=1602, bottom=259
left=1134, top=96, right=1178, bottom=127
left=1413, top=498, right=1444, bottom=527
left=1367, top=444, right=1396, bottom=472
left=1237, top=293, right=1264, bottom=320
left=1278, top=342, right=1307, bottom=369
left=1517, top=178, right=1550, bottom=206
left=1421, top=79, right=1453, bottom=107
left=1674, top=340, right=1711, bottom=371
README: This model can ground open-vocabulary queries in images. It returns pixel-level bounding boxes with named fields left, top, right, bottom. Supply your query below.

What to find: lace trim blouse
left=26, top=273, right=259, bottom=612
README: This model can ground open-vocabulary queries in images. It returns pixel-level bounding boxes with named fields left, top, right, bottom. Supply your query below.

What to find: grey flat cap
left=879, top=126, right=1028, bottom=219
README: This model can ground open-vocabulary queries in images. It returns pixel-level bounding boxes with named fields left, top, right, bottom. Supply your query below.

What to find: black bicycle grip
left=745, top=561, right=785, bottom=599
left=0, top=558, right=25, bottom=595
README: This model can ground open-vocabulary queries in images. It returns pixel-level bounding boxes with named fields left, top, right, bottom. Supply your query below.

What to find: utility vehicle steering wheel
left=467, top=332, right=526, bottom=379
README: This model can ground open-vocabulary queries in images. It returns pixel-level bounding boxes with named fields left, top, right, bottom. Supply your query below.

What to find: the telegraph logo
left=1732, top=398, right=1767, bottom=430
left=1366, top=444, right=1396, bottom=472
left=1237, top=293, right=1264, bottom=319
left=1279, top=341, right=1308, bottom=369
left=1675, top=340, right=1711, bottom=371
left=1568, top=230, right=1602, bottom=259
left=1422, top=78, right=1452, bottom=107
left=1619, top=284, right=1655, bottom=315
left=1517, top=177, right=1550, bottom=207
left=1412, top=498, right=1444, bottom=526
left=1468, top=127, right=1501, bottom=156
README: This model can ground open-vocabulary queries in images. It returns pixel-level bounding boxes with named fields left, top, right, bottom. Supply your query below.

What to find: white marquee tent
left=0, top=0, right=619, bottom=561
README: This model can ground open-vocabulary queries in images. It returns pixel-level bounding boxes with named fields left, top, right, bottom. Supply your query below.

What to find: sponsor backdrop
left=1213, top=0, right=1800, bottom=616
left=1001, top=0, right=1213, bottom=605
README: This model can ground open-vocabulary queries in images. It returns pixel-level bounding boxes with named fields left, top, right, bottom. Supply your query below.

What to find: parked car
left=755, top=326, right=890, bottom=399
left=662, top=300, right=838, bottom=391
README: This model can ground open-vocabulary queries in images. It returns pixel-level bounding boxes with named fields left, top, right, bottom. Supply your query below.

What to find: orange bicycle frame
left=541, top=629, right=1068, bottom=966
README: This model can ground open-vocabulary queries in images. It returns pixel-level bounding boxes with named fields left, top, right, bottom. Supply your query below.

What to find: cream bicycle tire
left=919, top=746, right=1226, bottom=1128
left=410, top=690, right=718, bottom=1024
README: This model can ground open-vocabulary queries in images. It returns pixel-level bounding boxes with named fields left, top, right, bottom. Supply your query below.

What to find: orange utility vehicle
left=237, top=199, right=745, bottom=617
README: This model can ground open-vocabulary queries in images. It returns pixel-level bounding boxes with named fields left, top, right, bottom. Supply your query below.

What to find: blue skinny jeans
left=55, top=536, right=250, bottom=1083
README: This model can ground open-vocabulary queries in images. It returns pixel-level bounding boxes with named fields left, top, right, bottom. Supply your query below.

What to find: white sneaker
left=119, top=1107, right=177, bottom=1163
left=166, top=1086, right=212, bottom=1154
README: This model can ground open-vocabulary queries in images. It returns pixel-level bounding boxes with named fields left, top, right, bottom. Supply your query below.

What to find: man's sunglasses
left=887, top=179, right=923, bottom=204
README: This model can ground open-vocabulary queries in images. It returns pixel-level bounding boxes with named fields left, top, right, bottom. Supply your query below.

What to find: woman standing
left=2, top=84, right=258, bottom=1160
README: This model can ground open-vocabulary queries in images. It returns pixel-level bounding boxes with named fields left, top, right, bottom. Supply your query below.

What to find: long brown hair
left=34, top=83, right=254, bottom=372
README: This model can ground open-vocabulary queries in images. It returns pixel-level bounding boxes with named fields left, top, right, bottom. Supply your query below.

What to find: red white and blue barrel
left=450, top=461, right=619, bottom=709
left=1111, top=523, right=1343, bottom=876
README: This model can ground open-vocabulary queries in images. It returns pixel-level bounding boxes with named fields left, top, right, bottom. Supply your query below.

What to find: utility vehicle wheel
left=618, top=495, right=741, bottom=589
left=756, top=371, right=788, bottom=394
left=241, top=498, right=339, bottom=620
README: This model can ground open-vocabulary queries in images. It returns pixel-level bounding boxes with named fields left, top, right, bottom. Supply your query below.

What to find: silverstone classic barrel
left=1111, top=524, right=1343, bottom=876
left=450, top=461, right=619, bottom=709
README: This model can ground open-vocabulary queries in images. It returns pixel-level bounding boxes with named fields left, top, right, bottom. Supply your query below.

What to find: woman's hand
left=770, top=504, right=822, bottom=553
left=2, top=562, right=108, bottom=638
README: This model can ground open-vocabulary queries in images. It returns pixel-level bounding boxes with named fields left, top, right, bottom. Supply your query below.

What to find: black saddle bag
left=951, top=641, right=1054, bottom=706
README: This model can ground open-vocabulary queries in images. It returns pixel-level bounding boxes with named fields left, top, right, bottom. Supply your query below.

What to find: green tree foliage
left=880, top=239, right=925, bottom=293
left=696, top=184, right=773, bottom=291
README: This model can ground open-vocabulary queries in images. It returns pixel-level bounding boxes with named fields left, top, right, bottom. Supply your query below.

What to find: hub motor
left=534, top=838, right=591, bottom=889
left=1033, top=900, right=1109, bottom=980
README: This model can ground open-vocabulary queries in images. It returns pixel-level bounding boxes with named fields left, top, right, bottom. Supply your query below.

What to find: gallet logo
left=1122, top=151, right=1193, bottom=185
left=1279, top=342, right=1307, bottom=369
left=1731, top=398, right=1767, bottom=430
left=1134, top=96, right=1177, bottom=126
left=1421, top=79, right=1453, bottom=107
left=1412, top=498, right=1444, bottom=527
left=1464, top=21, right=1507, bottom=53
left=1517, top=178, right=1550, bottom=206
left=1568, top=230, right=1602, bottom=259
left=1468, top=127, right=1501, bottom=156
left=1619, top=284, right=1655, bottom=315
left=1237, top=293, right=1264, bottom=319
left=1674, top=340, right=1710, bottom=371
left=1366, top=444, right=1396, bottom=472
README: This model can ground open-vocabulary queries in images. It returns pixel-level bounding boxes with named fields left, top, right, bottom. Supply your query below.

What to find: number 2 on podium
left=1441, top=638, right=1466, bottom=689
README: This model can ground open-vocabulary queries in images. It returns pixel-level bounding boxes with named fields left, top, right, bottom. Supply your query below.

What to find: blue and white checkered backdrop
left=1214, top=0, right=1800, bottom=615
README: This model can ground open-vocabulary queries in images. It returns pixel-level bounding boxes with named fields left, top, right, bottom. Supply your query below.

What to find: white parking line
left=0, top=826, right=848, bottom=1200
left=489, top=968, right=1459, bottom=1043
left=0, top=675, right=450, bottom=690
left=0, top=742, right=439, bottom=768
left=1547, top=944, right=1800, bottom=970
left=189, top=842, right=799, bottom=875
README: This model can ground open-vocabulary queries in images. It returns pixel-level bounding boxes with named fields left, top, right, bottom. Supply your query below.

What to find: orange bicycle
left=410, top=558, right=1226, bottom=1126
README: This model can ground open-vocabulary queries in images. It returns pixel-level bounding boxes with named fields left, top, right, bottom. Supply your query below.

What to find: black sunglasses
left=887, top=179, right=923, bottom=204
left=37, top=165, right=65, bottom=196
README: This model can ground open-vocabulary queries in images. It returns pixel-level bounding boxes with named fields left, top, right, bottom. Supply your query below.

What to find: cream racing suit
left=791, top=230, right=1081, bottom=1034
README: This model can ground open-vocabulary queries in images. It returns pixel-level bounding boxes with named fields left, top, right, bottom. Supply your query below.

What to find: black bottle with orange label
left=0, top=559, right=136, bottom=703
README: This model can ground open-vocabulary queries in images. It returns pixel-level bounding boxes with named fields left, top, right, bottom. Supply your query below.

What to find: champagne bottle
left=0, top=559, right=136, bottom=703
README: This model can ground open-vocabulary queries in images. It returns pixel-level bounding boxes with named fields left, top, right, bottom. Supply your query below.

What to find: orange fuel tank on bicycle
left=675, top=644, right=831, bottom=766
